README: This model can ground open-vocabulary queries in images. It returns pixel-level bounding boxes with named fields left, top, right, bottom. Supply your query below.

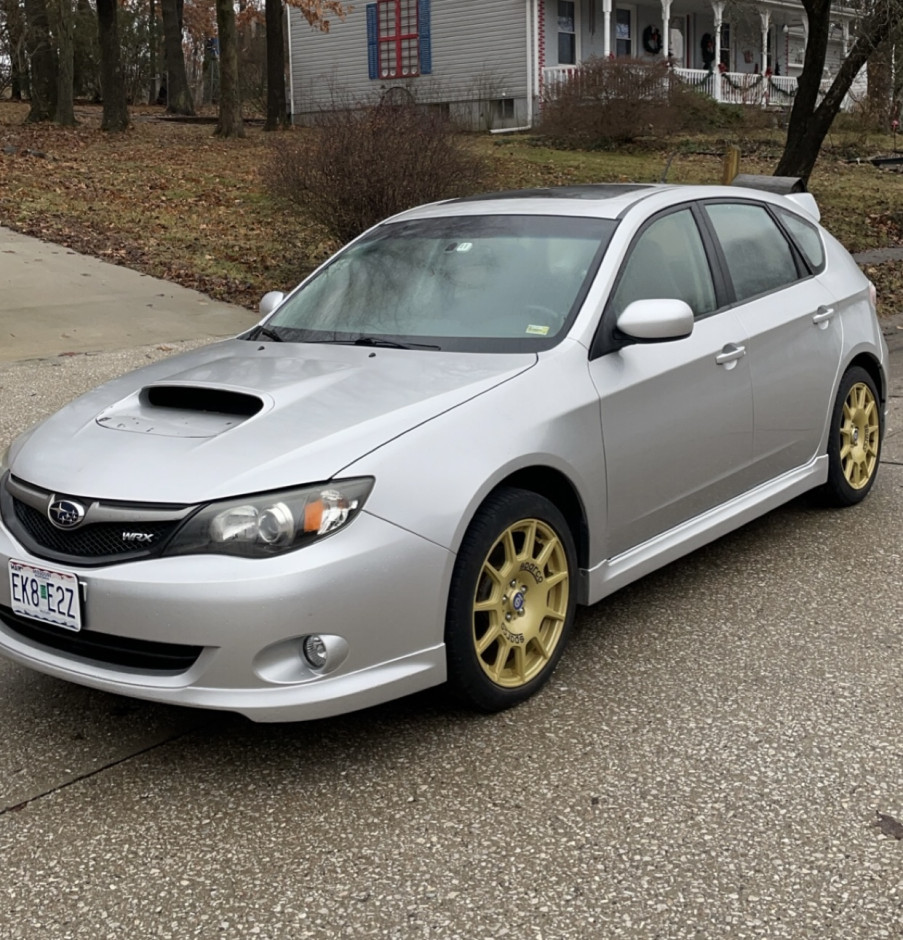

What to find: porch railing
left=541, top=64, right=801, bottom=109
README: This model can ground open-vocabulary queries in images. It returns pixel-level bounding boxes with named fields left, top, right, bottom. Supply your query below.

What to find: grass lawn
left=2, top=101, right=902, bottom=316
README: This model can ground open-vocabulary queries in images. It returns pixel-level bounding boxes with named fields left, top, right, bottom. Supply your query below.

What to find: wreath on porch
left=642, top=25, right=663, bottom=55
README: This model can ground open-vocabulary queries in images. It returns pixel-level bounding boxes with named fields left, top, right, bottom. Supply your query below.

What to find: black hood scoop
left=143, top=385, right=264, bottom=417
left=95, top=384, right=268, bottom=438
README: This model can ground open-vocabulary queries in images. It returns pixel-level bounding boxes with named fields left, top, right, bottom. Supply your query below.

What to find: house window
left=558, top=1, right=576, bottom=65
left=719, top=23, right=730, bottom=69
left=615, top=8, right=633, bottom=56
left=378, top=0, right=419, bottom=78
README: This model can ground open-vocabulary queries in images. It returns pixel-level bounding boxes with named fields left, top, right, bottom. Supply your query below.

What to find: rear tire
left=820, top=366, right=882, bottom=507
left=445, top=488, right=577, bottom=712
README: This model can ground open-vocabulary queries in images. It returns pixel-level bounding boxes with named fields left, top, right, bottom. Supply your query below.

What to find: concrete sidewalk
left=0, top=226, right=258, bottom=362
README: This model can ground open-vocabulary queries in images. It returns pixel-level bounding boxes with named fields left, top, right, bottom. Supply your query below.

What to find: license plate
left=8, top=559, right=82, bottom=632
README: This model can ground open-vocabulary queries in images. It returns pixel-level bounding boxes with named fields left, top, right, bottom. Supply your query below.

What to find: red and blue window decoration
left=367, top=0, right=431, bottom=79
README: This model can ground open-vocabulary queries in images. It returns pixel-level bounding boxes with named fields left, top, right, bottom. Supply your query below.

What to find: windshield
left=260, top=215, right=616, bottom=352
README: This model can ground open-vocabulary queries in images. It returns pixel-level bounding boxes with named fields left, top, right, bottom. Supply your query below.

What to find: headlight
left=164, top=478, right=374, bottom=558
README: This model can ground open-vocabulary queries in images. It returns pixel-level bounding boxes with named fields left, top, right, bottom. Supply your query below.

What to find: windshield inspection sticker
left=526, top=324, right=551, bottom=336
left=456, top=242, right=473, bottom=252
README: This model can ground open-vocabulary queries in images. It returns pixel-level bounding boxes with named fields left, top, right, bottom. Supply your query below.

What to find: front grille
left=0, top=475, right=193, bottom=567
left=0, top=605, right=203, bottom=672
left=14, top=500, right=178, bottom=558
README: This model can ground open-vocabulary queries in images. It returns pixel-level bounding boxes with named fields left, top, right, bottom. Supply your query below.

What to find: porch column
left=842, top=19, right=849, bottom=57
left=661, top=0, right=672, bottom=58
left=759, top=9, right=770, bottom=106
left=712, top=0, right=724, bottom=102
left=602, top=0, right=612, bottom=57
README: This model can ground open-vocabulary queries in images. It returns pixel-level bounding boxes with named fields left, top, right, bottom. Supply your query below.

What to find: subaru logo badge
left=48, top=498, right=86, bottom=529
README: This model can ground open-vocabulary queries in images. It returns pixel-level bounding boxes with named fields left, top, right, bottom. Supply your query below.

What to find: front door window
left=558, top=1, right=576, bottom=65
left=616, top=8, right=633, bottom=56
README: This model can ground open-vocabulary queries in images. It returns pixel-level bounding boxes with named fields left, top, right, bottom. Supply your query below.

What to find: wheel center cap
left=852, top=426, right=860, bottom=445
left=512, top=592, right=525, bottom=612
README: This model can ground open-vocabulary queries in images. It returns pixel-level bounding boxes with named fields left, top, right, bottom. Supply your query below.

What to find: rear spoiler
left=730, top=174, right=820, bottom=222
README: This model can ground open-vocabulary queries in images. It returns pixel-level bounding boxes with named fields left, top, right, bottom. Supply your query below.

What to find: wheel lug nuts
left=506, top=613, right=512, bottom=621
left=509, top=580, right=517, bottom=588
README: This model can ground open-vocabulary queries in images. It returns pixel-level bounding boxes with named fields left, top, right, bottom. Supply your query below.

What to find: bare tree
left=48, top=0, right=76, bottom=125
left=96, top=0, right=129, bottom=131
left=161, top=0, right=195, bottom=114
left=265, top=0, right=346, bottom=131
left=23, top=0, right=57, bottom=122
left=775, top=0, right=896, bottom=181
left=214, top=0, right=243, bottom=137
left=1, top=0, right=29, bottom=100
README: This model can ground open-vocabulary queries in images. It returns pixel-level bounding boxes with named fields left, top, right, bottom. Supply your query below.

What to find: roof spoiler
left=730, top=174, right=820, bottom=222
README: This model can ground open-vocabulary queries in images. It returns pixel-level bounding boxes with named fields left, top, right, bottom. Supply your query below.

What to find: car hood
left=10, top=340, right=536, bottom=504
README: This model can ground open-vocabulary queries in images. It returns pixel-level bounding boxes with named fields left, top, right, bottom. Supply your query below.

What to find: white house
left=287, top=0, right=862, bottom=130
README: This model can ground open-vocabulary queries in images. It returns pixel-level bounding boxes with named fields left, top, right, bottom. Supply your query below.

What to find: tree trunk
left=95, top=0, right=129, bottom=131
left=2, top=0, right=28, bottom=100
left=161, top=0, right=195, bottom=114
left=264, top=0, right=287, bottom=130
left=776, top=0, right=893, bottom=182
left=867, top=42, right=893, bottom=125
left=49, top=0, right=77, bottom=125
left=148, top=0, right=157, bottom=104
left=214, top=0, right=244, bottom=137
left=23, top=0, right=58, bottom=122
left=73, top=0, right=94, bottom=99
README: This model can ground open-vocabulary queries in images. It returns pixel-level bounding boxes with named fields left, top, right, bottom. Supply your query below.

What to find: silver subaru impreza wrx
left=0, top=184, right=888, bottom=721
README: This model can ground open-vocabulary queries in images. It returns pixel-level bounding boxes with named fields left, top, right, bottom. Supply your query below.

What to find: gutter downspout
left=493, top=0, right=535, bottom=134
left=286, top=4, right=296, bottom=123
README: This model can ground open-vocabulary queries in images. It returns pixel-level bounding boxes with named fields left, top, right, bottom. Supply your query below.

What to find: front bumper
left=0, top=511, right=452, bottom=722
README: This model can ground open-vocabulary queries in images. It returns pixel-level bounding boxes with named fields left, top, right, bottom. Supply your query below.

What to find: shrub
left=262, top=101, right=489, bottom=243
left=539, top=57, right=760, bottom=148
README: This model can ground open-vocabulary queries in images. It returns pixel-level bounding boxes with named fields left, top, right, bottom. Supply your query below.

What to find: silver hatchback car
left=0, top=184, right=888, bottom=721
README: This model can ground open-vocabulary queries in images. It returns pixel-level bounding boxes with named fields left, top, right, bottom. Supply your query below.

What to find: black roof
left=449, top=184, right=656, bottom=203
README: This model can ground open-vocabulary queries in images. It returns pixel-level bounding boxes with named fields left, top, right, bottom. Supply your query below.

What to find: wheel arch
left=488, top=466, right=590, bottom=573
left=846, top=352, right=887, bottom=406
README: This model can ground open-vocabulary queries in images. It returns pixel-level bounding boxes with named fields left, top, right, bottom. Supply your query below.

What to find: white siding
left=289, top=0, right=531, bottom=129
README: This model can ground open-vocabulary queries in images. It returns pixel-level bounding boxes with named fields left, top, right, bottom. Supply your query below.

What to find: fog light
left=302, top=634, right=328, bottom=669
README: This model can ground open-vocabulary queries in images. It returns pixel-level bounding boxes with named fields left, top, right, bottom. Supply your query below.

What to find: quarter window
left=378, top=0, right=419, bottom=78
left=776, top=208, right=825, bottom=272
left=706, top=203, right=799, bottom=301
left=610, top=209, right=717, bottom=318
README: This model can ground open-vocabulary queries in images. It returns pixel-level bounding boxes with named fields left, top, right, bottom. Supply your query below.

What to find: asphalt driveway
left=0, top=232, right=902, bottom=939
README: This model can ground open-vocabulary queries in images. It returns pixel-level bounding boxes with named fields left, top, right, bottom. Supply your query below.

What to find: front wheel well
left=491, top=467, right=589, bottom=571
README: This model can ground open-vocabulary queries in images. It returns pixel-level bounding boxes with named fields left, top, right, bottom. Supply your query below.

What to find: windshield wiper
left=352, top=336, right=440, bottom=350
left=313, top=335, right=441, bottom=351
left=250, top=325, right=284, bottom=342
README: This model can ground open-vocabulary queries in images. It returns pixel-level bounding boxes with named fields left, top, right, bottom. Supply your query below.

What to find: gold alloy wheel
left=471, top=518, right=570, bottom=688
left=840, top=381, right=880, bottom=490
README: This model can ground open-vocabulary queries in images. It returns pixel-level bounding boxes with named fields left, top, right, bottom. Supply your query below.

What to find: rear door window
left=705, top=202, right=800, bottom=302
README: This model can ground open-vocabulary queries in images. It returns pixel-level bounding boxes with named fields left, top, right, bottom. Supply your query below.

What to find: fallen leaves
left=1, top=101, right=902, bottom=317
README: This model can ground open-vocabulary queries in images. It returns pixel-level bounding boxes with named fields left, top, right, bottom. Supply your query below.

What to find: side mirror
left=616, top=298, right=694, bottom=341
left=259, top=291, right=286, bottom=319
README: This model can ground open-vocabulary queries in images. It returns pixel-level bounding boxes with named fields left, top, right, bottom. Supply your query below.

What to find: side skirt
left=580, top=456, right=829, bottom=606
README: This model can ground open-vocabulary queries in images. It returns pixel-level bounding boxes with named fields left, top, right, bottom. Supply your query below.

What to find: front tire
left=445, top=488, right=577, bottom=712
left=820, top=366, right=882, bottom=506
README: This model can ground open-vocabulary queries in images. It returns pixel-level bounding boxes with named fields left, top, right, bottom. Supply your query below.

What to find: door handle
left=715, top=343, right=747, bottom=368
left=812, top=306, right=835, bottom=327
